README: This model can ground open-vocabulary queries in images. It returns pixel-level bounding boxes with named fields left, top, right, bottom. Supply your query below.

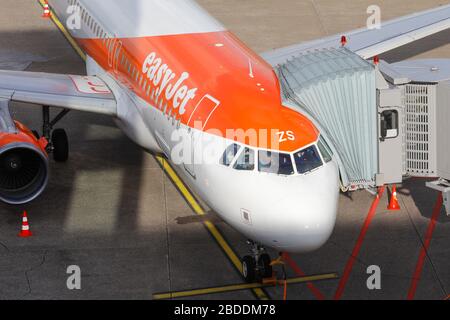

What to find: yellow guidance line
left=153, top=273, right=339, bottom=300
left=38, top=0, right=87, bottom=61
left=155, top=156, right=269, bottom=300
left=38, top=0, right=268, bottom=300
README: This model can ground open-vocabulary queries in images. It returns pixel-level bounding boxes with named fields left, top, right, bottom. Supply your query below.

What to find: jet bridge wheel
left=242, top=256, right=257, bottom=283
left=52, top=129, right=69, bottom=162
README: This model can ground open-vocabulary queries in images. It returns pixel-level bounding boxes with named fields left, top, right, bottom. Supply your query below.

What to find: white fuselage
left=49, top=0, right=340, bottom=252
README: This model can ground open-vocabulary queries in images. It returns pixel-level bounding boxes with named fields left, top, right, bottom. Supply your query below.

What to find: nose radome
left=274, top=188, right=338, bottom=252
left=259, top=163, right=340, bottom=253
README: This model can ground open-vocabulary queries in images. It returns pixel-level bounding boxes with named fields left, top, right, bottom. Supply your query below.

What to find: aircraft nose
left=276, top=188, right=338, bottom=252
left=260, top=163, right=340, bottom=253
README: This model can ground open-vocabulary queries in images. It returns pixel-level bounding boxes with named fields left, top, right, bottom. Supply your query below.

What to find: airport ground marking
left=407, top=192, right=443, bottom=300
left=153, top=273, right=338, bottom=300
left=334, top=186, right=385, bottom=300
left=37, top=0, right=270, bottom=301
left=155, top=156, right=270, bottom=300
left=282, top=253, right=326, bottom=300
left=38, top=0, right=86, bottom=61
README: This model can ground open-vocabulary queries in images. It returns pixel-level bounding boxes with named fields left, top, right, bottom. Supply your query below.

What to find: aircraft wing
left=261, top=4, right=450, bottom=66
left=0, top=70, right=117, bottom=116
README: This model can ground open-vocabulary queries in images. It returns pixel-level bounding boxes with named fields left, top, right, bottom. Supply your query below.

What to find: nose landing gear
left=241, top=241, right=273, bottom=283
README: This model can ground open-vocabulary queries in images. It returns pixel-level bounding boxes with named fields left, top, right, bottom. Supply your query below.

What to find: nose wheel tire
left=52, top=129, right=69, bottom=162
left=242, top=256, right=257, bottom=283
left=258, top=253, right=273, bottom=278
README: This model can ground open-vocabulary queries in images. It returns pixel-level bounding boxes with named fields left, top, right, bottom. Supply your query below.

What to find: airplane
left=0, top=0, right=449, bottom=282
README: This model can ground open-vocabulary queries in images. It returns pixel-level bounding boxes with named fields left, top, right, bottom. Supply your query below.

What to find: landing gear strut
left=42, top=106, right=70, bottom=162
left=241, top=241, right=273, bottom=283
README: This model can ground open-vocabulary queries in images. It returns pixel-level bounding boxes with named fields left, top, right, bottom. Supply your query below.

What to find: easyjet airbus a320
left=0, top=1, right=449, bottom=282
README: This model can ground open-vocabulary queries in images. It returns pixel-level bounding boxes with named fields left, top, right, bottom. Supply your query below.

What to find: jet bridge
left=277, top=47, right=379, bottom=190
left=275, top=47, right=450, bottom=214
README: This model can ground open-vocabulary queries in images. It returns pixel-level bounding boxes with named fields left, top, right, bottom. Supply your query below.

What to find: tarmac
left=0, top=0, right=449, bottom=300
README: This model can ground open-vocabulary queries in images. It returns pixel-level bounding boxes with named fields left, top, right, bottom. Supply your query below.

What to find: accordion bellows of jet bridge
left=277, top=47, right=378, bottom=189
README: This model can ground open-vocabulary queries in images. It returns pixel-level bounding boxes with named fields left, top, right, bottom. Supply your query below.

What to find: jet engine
left=0, top=121, right=49, bottom=204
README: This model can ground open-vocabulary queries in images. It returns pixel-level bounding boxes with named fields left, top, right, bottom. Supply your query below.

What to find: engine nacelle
left=0, top=121, right=49, bottom=204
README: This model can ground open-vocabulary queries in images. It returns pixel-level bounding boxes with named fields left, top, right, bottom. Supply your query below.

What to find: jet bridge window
left=258, top=151, right=294, bottom=175
left=380, top=110, right=399, bottom=140
left=233, top=147, right=255, bottom=171
left=220, top=143, right=241, bottom=166
left=294, top=145, right=323, bottom=174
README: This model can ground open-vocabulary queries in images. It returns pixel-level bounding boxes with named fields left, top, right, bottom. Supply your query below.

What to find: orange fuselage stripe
left=75, top=33, right=318, bottom=152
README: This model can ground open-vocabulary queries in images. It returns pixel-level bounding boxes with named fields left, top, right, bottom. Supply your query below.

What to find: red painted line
left=333, top=186, right=385, bottom=300
left=407, top=193, right=443, bottom=300
left=282, top=253, right=325, bottom=300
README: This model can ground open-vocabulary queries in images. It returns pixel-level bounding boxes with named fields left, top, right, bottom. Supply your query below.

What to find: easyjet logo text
left=142, top=52, right=197, bottom=115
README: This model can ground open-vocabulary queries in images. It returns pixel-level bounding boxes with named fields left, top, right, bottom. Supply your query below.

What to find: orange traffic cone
left=387, top=185, right=401, bottom=211
left=18, top=211, right=32, bottom=237
left=42, top=3, right=51, bottom=18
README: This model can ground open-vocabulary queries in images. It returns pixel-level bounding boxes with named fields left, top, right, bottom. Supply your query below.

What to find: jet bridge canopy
left=276, top=47, right=378, bottom=189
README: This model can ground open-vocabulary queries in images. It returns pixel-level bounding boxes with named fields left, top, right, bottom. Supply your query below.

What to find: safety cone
left=42, top=3, right=51, bottom=18
left=18, top=211, right=32, bottom=238
left=387, top=185, right=401, bottom=211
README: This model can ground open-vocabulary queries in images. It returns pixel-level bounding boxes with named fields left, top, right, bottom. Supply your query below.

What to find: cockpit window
left=233, top=147, right=255, bottom=171
left=220, top=143, right=241, bottom=166
left=294, top=145, right=323, bottom=174
left=258, top=151, right=294, bottom=175
left=317, top=136, right=332, bottom=163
